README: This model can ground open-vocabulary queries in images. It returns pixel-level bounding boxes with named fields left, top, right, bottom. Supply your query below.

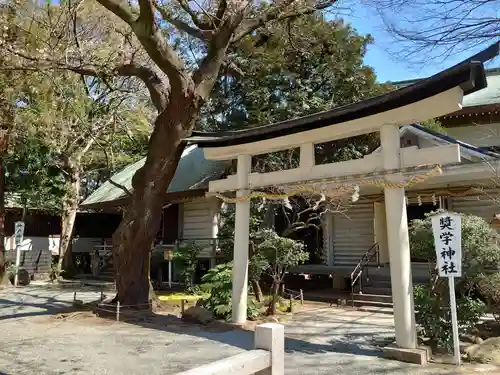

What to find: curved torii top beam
left=186, top=43, right=499, bottom=162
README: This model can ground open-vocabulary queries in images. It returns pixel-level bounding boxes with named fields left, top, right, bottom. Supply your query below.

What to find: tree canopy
left=0, top=0, right=384, bottom=304
left=201, top=13, right=387, bottom=162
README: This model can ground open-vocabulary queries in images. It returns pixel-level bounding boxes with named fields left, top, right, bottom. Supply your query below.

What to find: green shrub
left=200, top=262, right=259, bottom=320
left=174, top=241, right=203, bottom=288
left=186, top=284, right=203, bottom=296
left=256, top=229, right=309, bottom=314
left=409, top=212, right=497, bottom=351
left=414, top=284, right=486, bottom=351
left=409, top=211, right=500, bottom=288
left=477, top=272, right=500, bottom=323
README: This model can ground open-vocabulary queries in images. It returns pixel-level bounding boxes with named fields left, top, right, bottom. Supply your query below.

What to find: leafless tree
left=366, top=0, right=500, bottom=63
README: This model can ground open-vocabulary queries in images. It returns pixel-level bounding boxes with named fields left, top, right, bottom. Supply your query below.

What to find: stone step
left=366, top=279, right=392, bottom=289
left=93, top=275, right=114, bottom=282
left=351, top=292, right=392, bottom=303
left=362, top=286, right=393, bottom=296
left=355, top=301, right=393, bottom=314
left=304, top=291, right=393, bottom=309
left=73, top=273, right=115, bottom=282
left=95, top=274, right=114, bottom=282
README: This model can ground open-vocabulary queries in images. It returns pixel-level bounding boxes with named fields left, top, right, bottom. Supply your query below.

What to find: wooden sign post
left=431, top=212, right=462, bottom=366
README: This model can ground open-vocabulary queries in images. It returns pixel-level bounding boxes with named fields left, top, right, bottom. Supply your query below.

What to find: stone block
left=382, top=343, right=431, bottom=365
left=182, top=306, right=214, bottom=325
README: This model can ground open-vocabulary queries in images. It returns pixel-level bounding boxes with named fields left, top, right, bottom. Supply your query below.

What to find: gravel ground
left=0, top=283, right=497, bottom=375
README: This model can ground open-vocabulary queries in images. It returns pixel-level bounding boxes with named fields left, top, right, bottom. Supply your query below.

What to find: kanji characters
left=441, top=261, right=458, bottom=275
left=440, top=216, right=453, bottom=230
left=440, top=231, right=454, bottom=245
left=432, top=213, right=462, bottom=277
left=441, top=246, right=456, bottom=260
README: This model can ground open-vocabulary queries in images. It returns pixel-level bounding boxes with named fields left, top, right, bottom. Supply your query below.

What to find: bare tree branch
left=175, top=0, right=211, bottom=30
left=0, top=42, right=168, bottom=112
left=215, top=0, right=228, bottom=27
left=366, top=0, right=500, bottom=63
left=94, top=0, right=137, bottom=24
left=138, top=0, right=155, bottom=27
left=96, top=0, right=191, bottom=92
left=108, top=177, right=134, bottom=197
left=193, top=15, right=244, bottom=99
left=115, top=64, right=169, bottom=112
left=153, top=0, right=214, bottom=41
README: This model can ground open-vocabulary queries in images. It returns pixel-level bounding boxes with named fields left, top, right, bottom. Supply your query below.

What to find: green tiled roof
left=392, top=68, right=500, bottom=108
left=81, top=145, right=230, bottom=207
left=462, top=70, right=500, bottom=107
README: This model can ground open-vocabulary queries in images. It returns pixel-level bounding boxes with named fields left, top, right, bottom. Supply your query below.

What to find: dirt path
left=0, top=285, right=498, bottom=374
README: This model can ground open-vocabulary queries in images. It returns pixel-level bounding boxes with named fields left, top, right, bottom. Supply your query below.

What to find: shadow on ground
left=0, top=286, right=396, bottom=358
left=101, top=308, right=395, bottom=358
left=0, top=288, right=100, bottom=321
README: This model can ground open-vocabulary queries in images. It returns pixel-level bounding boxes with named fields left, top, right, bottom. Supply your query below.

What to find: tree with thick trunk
left=95, top=0, right=340, bottom=306
left=57, top=156, right=81, bottom=273
left=10, top=69, right=149, bottom=275
left=0, top=137, right=9, bottom=284
left=0, top=2, right=17, bottom=283
left=1, top=0, right=340, bottom=304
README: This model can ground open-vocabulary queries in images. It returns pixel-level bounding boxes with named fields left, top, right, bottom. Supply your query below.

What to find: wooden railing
left=175, top=323, right=284, bottom=375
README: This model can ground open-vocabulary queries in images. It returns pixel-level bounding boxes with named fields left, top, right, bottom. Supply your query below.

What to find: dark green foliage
left=409, top=212, right=499, bottom=351
left=200, top=263, right=259, bottom=320
left=200, top=14, right=386, bottom=162
left=420, top=119, right=447, bottom=134
left=256, top=229, right=309, bottom=276
left=174, top=241, right=203, bottom=288
left=477, top=273, right=500, bottom=323
left=218, top=203, right=264, bottom=262
left=6, top=133, right=66, bottom=213
left=255, top=229, right=309, bottom=313
left=218, top=201, right=270, bottom=300
left=414, top=284, right=486, bottom=350
left=409, top=211, right=500, bottom=285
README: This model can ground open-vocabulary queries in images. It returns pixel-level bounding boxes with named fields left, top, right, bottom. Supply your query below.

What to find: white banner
left=431, top=212, right=462, bottom=277
left=14, top=221, right=25, bottom=247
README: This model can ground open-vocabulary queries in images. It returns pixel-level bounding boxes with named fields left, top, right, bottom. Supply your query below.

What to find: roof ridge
left=410, top=124, right=500, bottom=158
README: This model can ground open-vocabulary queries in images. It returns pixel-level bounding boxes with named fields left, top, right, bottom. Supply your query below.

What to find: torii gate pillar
left=380, top=124, right=417, bottom=349
left=232, top=154, right=252, bottom=324
left=187, top=47, right=498, bottom=341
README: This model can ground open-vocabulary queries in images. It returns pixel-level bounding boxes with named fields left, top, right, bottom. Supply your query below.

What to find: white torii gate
left=185, top=44, right=498, bottom=352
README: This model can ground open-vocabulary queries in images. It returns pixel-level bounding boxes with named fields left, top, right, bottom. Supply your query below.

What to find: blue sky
left=342, top=4, right=500, bottom=83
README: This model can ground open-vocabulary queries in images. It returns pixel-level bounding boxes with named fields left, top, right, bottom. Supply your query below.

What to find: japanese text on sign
left=14, top=221, right=25, bottom=246
left=431, top=213, right=462, bottom=277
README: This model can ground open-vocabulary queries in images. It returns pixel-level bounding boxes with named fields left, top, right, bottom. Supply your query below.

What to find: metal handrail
left=93, top=245, right=113, bottom=272
left=350, top=243, right=380, bottom=307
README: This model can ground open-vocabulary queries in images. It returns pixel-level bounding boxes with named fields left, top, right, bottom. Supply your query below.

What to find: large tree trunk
left=58, top=159, right=80, bottom=274
left=0, top=159, right=7, bottom=285
left=112, top=94, right=199, bottom=306
left=0, top=0, right=15, bottom=285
